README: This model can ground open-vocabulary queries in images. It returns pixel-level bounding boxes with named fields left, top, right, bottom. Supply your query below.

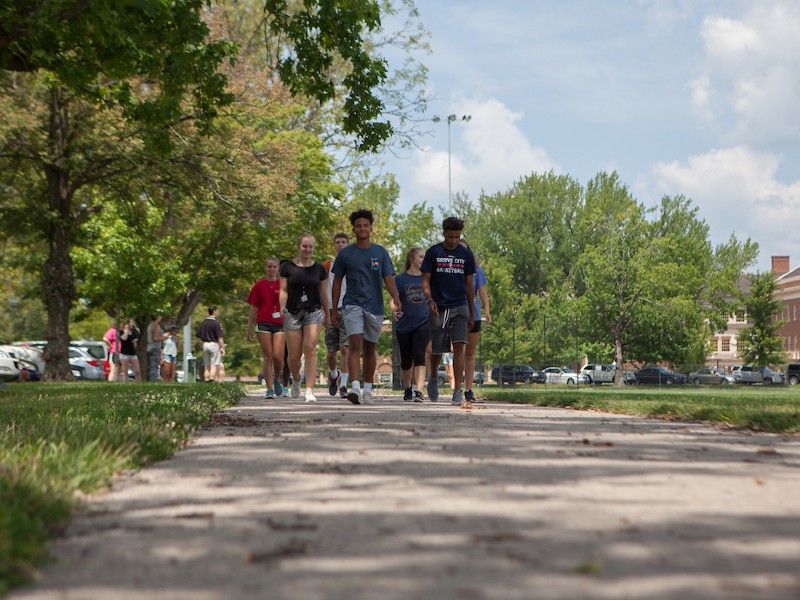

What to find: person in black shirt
left=196, top=306, right=225, bottom=382
left=279, top=234, right=329, bottom=402
left=118, top=319, right=142, bottom=382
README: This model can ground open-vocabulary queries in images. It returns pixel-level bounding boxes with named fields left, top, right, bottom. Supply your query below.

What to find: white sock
left=330, top=369, right=339, bottom=379
left=364, top=382, right=372, bottom=392
left=340, top=373, right=349, bottom=387
left=351, top=380, right=360, bottom=390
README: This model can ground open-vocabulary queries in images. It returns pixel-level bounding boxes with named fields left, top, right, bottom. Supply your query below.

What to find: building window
left=720, top=337, right=731, bottom=352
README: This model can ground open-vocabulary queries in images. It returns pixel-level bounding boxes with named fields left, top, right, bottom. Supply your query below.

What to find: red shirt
left=247, top=279, right=282, bottom=324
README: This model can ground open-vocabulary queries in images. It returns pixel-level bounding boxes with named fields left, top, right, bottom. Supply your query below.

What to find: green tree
left=738, top=272, right=786, bottom=366
left=2, top=0, right=404, bottom=379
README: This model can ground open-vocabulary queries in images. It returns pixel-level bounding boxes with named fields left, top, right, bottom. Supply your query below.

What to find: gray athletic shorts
left=342, top=305, right=383, bottom=344
left=429, top=304, right=469, bottom=354
left=283, top=308, right=324, bottom=331
left=325, top=312, right=349, bottom=351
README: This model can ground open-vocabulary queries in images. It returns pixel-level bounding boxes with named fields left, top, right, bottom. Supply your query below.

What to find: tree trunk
left=42, top=86, right=75, bottom=381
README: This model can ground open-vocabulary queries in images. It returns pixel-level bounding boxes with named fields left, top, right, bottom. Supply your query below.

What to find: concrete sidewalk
left=12, top=391, right=800, bottom=600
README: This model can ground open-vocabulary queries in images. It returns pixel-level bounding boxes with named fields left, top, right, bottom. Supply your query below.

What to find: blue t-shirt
left=473, top=266, right=487, bottom=320
left=332, top=243, right=395, bottom=315
left=421, top=243, right=476, bottom=309
left=394, top=272, right=428, bottom=333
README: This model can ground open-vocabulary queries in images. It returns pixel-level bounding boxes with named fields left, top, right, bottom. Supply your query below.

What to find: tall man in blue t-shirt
left=421, top=216, right=476, bottom=405
left=332, top=209, right=402, bottom=405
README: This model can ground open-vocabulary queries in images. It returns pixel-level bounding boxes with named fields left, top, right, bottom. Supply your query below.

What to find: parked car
left=688, top=367, right=735, bottom=385
left=436, top=364, right=485, bottom=386
left=787, top=363, right=800, bottom=385
left=0, top=349, right=21, bottom=382
left=71, top=340, right=110, bottom=377
left=542, top=366, right=589, bottom=385
left=732, top=365, right=784, bottom=385
left=69, top=346, right=105, bottom=380
left=634, top=366, right=687, bottom=385
left=580, top=363, right=635, bottom=385
left=0, top=344, right=42, bottom=382
left=491, top=364, right=543, bottom=384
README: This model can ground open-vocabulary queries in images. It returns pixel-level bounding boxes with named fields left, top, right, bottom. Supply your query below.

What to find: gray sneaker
left=361, top=389, right=374, bottom=404
left=451, top=389, right=463, bottom=406
left=291, top=380, right=301, bottom=399
left=427, top=377, right=439, bottom=402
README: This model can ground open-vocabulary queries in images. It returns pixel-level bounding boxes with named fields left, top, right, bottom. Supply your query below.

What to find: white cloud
left=405, top=97, right=558, bottom=207
left=691, top=3, right=800, bottom=144
left=653, top=146, right=800, bottom=264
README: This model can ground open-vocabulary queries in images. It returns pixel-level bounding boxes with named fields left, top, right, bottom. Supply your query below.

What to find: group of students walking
left=246, top=209, right=490, bottom=406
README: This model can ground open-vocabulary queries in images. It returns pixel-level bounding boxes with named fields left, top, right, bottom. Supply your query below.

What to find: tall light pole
left=432, top=113, right=471, bottom=211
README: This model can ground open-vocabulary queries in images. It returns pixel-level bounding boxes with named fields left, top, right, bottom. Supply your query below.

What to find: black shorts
left=256, top=322, right=283, bottom=334
left=469, top=320, right=482, bottom=334
left=396, top=324, right=430, bottom=370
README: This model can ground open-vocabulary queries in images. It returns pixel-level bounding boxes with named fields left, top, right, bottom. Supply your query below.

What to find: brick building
left=773, top=256, right=800, bottom=361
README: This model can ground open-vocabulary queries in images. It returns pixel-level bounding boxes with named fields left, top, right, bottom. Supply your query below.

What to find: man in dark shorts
left=422, top=216, right=476, bottom=405
left=323, top=232, right=350, bottom=398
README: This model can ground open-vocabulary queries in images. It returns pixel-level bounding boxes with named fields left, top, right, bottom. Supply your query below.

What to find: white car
left=0, top=349, right=20, bottom=382
left=580, top=363, right=636, bottom=384
left=543, top=366, right=589, bottom=385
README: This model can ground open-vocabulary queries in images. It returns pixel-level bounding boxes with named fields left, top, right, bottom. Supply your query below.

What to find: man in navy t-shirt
left=421, top=216, right=476, bottom=405
left=332, top=209, right=401, bottom=405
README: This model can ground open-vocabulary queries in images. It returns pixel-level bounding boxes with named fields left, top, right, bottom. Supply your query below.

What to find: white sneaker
left=291, top=380, right=301, bottom=398
left=282, top=386, right=290, bottom=398
left=347, top=387, right=361, bottom=404
left=361, top=389, right=374, bottom=404
left=304, top=388, right=317, bottom=403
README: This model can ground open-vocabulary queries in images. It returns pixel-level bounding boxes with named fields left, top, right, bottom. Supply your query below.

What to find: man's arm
left=422, top=272, right=438, bottom=316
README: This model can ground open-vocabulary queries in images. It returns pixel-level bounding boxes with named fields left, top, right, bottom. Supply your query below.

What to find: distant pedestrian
left=103, top=325, right=120, bottom=382
left=331, top=209, right=401, bottom=405
left=247, top=256, right=285, bottom=399
left=147, top=315, right=170, bottom=382
left=392, top=247, right=430, bottom=402
left=196, top=306, right=225, bottom=382
left=422, top=216, right=475, bottom=405
left=279, top=234, right=329, bottom=402
left=118, top=319, right=142, bottom=383
left=459, top=238, right=491, bottom=401
left=323, top=233, right=350, bottom=398
left=161, top=325, right=180, bottom=382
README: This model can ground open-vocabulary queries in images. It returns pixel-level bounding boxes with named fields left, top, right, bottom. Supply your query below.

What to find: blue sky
left=380, top=1, right=800, bottom=272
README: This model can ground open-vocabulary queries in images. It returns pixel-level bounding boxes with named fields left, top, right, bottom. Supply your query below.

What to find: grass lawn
left=482, top=384, right=800, bottom=434
left=0, top=382, right=243, bottom=595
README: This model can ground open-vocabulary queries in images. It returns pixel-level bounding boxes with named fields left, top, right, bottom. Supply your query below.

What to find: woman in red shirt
left=247, top=257, right=285, bottom=399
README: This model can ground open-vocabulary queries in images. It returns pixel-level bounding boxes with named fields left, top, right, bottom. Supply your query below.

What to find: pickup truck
left=731, top=365, right=784, bottom=385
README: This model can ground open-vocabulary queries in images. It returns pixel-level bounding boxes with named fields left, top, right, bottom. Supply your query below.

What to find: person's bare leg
left=451, top=343, right=466, bottom=392
left=257, top=332, right=274, bottom=390
left=465, top=331, right=479, bottom=391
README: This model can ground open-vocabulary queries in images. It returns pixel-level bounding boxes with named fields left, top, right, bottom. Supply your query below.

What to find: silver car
left=69, top=346, right=105, bottom=380
left=689, top=367, right=735, bottom=385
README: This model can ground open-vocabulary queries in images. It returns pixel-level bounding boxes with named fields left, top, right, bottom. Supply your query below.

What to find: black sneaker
left=413, top=390, right=424, bottom=403
left=464, top=389, right=475, bottom=402
left=328, top=371, right=339, bottom=396
left=339, top=385, right=348, bottom=399
left=403, top=387, right=413, bottom=401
